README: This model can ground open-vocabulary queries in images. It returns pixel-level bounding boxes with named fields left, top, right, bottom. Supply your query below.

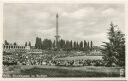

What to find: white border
left=0, top=0, right=128, bottom=81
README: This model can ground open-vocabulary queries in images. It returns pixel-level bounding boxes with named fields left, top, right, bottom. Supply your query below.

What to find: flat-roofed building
left=3, top=44, right=25, bottom=50
left=3, top=44, right=42, bottom=54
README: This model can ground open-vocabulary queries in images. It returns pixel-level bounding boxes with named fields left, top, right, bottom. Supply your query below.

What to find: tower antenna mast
left=55, top=13, right=60, bottom=50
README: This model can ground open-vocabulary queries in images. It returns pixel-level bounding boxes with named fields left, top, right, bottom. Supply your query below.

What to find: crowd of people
left=3, top=49, right=105, bottom=67
left=51, top=59, right=105, bottom=66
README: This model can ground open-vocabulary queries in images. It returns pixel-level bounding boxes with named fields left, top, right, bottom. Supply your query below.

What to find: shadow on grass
left=20, top=67, right=120, bottom=77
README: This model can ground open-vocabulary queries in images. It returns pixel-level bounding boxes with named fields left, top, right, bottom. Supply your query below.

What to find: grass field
left=3, top=65, right=123, bottom=77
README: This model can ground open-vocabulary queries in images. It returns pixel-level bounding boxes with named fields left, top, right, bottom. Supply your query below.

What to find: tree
left=35, top=37, right=42, bottom=49
left=25, top=42, right=27, bottom=46
left=84, top=40, right=87, bottom=51
left=70, top=40, right=73, bottom=50
left=13, top=42, right=17, bottom=46
left=28, top=41, right=31, bottom=46
left=65, top=40, right=69, bottom=51
left=73, top=41, right=77, bottom=51
left=65, top=40, right=71, bottom=51
left=76, top=42, right=79, bottom=51
left=79, top=41, right=83, bottom=51
left=59, top=39, right=66, bottom=50
left=101, top=22, right=125, bottom=67
left=52, top=40, right=56, bottom=49
left=87, top=42, right=90, bottom=50
left=90, top=41, right=93, bottom=50
left=38, top=38, right=42, bottom=49
left=35, top=37, right=38, bottom=48
left=4, top=40, right=9, bottom=45
left=42, top=39, right=52, bottom=50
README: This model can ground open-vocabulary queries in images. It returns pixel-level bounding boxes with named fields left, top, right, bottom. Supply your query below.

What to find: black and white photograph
left=2, top=3, right=126, bottom=78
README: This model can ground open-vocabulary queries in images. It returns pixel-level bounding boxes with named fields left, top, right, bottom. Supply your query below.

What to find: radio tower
left=55, top=13, right=60, bottom=50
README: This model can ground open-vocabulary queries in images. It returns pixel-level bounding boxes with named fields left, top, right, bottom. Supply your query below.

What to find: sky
left=3, top=3, right=125, bottom=46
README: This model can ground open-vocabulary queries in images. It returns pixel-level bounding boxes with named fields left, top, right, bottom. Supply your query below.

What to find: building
left=3, top=44, right=42, bottom=54
left=3, top=44, right=25, bottom=49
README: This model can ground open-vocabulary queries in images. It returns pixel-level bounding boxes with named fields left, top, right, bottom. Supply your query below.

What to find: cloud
left=34, top=12, right=50, bottom=20
left=83, top=33, right=107, bottom=39
left=61, top=7, right=94, bottom=19
left=102, top=8, right=115, bottom=15
left=4, top=4, right=124, bottom=46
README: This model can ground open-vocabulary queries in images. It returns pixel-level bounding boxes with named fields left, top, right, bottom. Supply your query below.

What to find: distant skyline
left=3, top=3, right=125, bottom=46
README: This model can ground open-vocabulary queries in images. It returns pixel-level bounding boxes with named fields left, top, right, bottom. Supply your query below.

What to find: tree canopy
left=101, top=22, right=125, bottom=67
left=34, top=37, right=94, bottom=51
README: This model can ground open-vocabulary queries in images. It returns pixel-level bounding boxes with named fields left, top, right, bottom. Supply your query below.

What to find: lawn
left=3, top=65, right=123, bottom=77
